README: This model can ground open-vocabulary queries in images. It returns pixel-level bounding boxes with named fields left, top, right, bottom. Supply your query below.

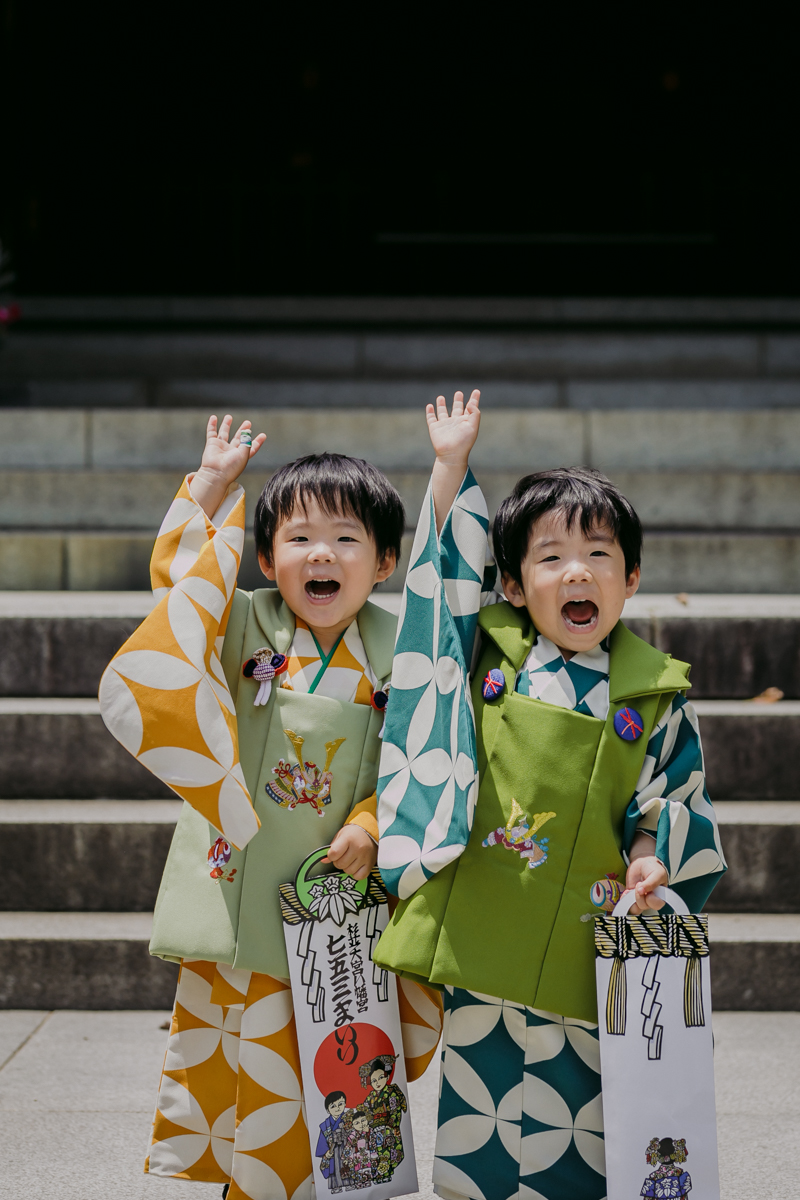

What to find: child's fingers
left=451, top=390, right=465, bottom=416
left=206, top=414, right=219, bottom=439
left=466, top=389, right=481, bottom=412
left=436, top=394, right=449, bottom=418
left=218, top=414, right=234, bottom=443
left=425, top=404, right=437, bottom=425
left=249, top=433, right=267, bottom=457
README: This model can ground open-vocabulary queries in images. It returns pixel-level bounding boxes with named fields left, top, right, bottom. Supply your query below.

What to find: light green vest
left=149, top=589, right=396, bottom=978
left=374, top=603, right=690, bottom=1022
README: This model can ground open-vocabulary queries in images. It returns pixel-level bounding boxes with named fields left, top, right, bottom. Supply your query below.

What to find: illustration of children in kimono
left=317, top=1091, right=349, bottom=1193
left=640, top=1137, right=692, bottom=1198
left=341, top=1108, right=375, bottom=1189
left=360, top=1054, right=407, bottom=1182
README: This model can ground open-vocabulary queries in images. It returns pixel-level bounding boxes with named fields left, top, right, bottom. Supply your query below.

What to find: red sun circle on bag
left=313, top=1022, right=396, bottom=1107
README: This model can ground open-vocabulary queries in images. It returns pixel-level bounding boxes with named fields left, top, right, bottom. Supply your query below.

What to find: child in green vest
left=99, top=415, right=443, bottom=1200
left=375, top=391, right=726, bottom=1200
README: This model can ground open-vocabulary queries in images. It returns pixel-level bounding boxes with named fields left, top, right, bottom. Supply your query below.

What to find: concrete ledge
left=0, top=801, right=181, bottom=912
left=710, top=914, right=800, bottom=1009
left=0, top=912, right=177, bottom=1008
left=709, top=802, right=800, bottom=912
left=0, top=701, right=170, bottom=798
left=695, top=701, right=800, bottom=797
left=0, top=331, right=764, bottom=383
left=16, top=294, right=800, bottom=325
left=1, top=527, right=799, bottom=593
left=6, top=468, right=800, bottom=533
left=0, top=910, right=794, bottom=1010
left=0, top=593, right=799, bottom=695
left=3, top=408, right=800, bottom=470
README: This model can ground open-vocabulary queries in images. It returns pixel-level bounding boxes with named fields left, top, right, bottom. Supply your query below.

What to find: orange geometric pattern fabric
left=147, top=960, right=443, bottom=1199
left=99, top=478, right=260, bottom=850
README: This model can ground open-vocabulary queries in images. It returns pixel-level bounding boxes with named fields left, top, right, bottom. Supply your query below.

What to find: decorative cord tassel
left=683, top=955, right=705, bottom=1027
left=254, top=678, right=272, bottom=706
left=606, top=955, right=627, bottom=1035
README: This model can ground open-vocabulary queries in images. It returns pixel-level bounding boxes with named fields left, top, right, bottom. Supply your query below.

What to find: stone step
left=693, top=701, right=800, bottom=798
left=3, top=329, right=797, bottom=386
left=0, top=695, right=795, bottom=798
left=0, top=909, right=793, bottom=1009
left=0, top=799, right=793, bottom=914
left=17, top=294, right=800, bottom=325
left=0, top=912, right=177, bottom=1008
left=0, top=801, right=181, bottom=911
left=3, top=408, right=800, bottom=472
left=4, top=467, right=799, bottom=532
left=709, top=914, right=800, bottom=1009
left=0, top=699, right=169, bottom=799
left=0, top=593, right=798, bottom=699
left=710, top=802, right=800, bottom=912
left=2, top=527, right=799, bottom=593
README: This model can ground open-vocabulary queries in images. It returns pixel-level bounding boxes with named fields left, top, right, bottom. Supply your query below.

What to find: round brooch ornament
left=613, top=706, right=644, bottom=741
left=370, top=688, right=389, bottom=712
left=482, top=668, right=505, bottom=702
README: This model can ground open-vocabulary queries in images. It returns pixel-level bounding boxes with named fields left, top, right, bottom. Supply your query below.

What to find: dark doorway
left=3, top=2, right=798, bottom=295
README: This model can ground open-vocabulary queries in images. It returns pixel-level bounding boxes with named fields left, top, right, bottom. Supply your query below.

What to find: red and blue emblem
left=613, top=706, right=644, bottom=741
left=482, top=668, right=505, bottom=702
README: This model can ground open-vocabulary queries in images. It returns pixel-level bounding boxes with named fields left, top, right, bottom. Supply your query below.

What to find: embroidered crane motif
left=482, top=798, right=556, bottom=869
left=265, top=730, right=346, bottom=816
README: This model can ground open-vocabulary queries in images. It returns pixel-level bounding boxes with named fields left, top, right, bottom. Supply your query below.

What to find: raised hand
left=427, top=390, right=481, bottom=532
left=426, top=389, right=481, bottom=467
left=192, top=413, right=267, bottom=518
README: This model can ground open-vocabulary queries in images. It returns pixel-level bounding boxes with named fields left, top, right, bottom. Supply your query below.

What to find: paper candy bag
left=595, top=886, right=720, bottom=1200
left=280, top=847, right=418, bottom=1200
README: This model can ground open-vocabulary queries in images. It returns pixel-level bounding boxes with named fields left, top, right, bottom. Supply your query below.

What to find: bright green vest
left=149, top=589, right=395, bottom=978
left=374, top=603, right=690, bottom=1023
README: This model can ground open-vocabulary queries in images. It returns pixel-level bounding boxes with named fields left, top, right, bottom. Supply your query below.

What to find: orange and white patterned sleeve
left=98, top=476, right=260, bottom=850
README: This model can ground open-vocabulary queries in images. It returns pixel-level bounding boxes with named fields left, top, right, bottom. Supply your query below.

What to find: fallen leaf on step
left=675, top=593, right=689, bottom=605
left=160, top=1021, right=171, bottom=1030
left=751, top=687, right=784, bottom=703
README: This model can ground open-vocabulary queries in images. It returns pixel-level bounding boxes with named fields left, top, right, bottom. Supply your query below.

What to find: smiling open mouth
left=305, top=579, right=341, bottom=599
left=561, top=600, right=599, bottom=629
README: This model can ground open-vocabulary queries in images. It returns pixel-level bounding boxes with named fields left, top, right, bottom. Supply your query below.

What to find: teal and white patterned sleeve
left=377, top=470, right=490, bottom=898
left=623, top=694, right=727, bottom=910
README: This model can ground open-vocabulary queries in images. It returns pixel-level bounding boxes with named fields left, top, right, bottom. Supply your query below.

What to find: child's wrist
left=434, top=454, right=470, bottom=472
left=195, top=464, right=234, bottom=490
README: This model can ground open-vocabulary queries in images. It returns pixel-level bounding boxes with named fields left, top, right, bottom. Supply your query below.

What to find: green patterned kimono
left=374, top=471, right=726, bottom=1200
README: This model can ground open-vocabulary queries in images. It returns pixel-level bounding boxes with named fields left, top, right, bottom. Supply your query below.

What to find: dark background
left=2, top=1, right=797, bottom=296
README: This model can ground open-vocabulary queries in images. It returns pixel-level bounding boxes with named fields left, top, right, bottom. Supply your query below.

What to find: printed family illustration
left=316, top=1054, right=408, bottom=1192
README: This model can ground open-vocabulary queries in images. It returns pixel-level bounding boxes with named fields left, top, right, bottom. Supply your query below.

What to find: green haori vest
left=149, top=589, right=396, bottom=978
left=374, top=602, right=690, bottom=1023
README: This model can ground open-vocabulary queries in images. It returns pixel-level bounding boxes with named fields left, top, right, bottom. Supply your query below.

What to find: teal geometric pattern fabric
left=516, top=635, right=610, bottom=718
left=434, top=988, right=606, bottom=1200
left=624, top=691, right=726, bottom=909
left=378, top=472, right=488, bottom=899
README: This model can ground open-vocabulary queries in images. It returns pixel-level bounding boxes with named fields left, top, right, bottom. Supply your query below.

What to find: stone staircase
left=0, top=297, right=797, bottom=1011
left=0, top=592, right=797, bottom=1011
left=1, top=296, right=800, bottom=593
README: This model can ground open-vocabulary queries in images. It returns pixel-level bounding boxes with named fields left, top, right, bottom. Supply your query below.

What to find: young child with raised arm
left=374, top=392, right=726, bottom=1200
left=99, top=415, right=443, bottom=1200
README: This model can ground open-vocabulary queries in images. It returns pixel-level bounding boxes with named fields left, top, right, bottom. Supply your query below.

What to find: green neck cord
left=307, top=628, right=347, bottom=695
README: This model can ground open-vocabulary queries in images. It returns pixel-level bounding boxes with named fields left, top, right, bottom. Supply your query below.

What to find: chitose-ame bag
left=280, top=847, right=419, bottom=1200
left=595, top=886, right=720, bottom=1200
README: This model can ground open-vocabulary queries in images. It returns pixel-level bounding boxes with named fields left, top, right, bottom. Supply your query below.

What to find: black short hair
left=493, top=467, right=643, bottom=584
left=324, top=1090, right=347, bottom=1111
left=253, top=453, right=405, bottom=567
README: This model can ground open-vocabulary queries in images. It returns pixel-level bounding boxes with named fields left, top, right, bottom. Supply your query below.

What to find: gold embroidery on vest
left=266, top=729, right=347, bottom=816
left=481, top=798, right=556, bottom=869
